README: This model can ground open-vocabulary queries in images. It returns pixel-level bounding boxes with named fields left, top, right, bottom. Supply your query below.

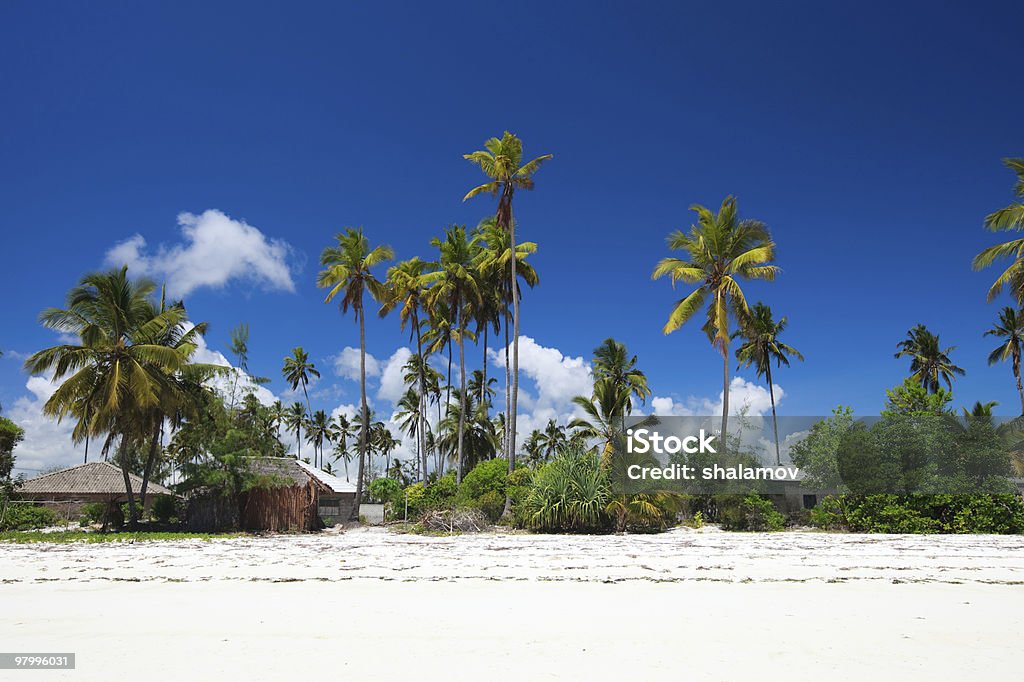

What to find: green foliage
left=0, top=504, right=59, bottom=531
left=522, top=447, right=610, bottom=532
left=0, top=530, right=244, bottom=544
left=400, top=472, right=459, bottom=520
left=79, top=502, right=110, bottom=526
left=789, top=406, right=854, bottom=490
left=809, top=494, right=1024, bottom=534
left=149, top=495, right=181, bottom=524
left=720, top=494, right=785, bottom=532
left=0, top=417, right=25, bottom=484
left=456, top=458, right=509, bottom=520
left=687, top=510, right=704, bottom=529
left=882, top=378, right=953, bottom=416
left=368, top=477, right=403, bottom=507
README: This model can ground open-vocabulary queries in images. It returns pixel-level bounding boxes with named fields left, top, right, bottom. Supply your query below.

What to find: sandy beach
left=3, top=528, right=1023, bottom=680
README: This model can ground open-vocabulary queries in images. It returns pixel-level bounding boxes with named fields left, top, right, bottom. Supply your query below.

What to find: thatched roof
left=19, top=462, right=175, bottom=497
left=247, top=457, right=356, bottom=495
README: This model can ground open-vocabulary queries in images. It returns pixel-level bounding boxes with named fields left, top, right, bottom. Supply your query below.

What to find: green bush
left=149, top=495, right=181, bottom=524
left=720, top=494, right=784, bottom=532
left=807, top=494, right=1024, bottom=534
left=1, top=504, right=60, bottom=531
left=456, top=459, right=510, bottom=522
left=80, top=502, right=109, bottom=526
left=401, top=472, right=458, bottom=520
left=522, top=447, right=610, bottom=532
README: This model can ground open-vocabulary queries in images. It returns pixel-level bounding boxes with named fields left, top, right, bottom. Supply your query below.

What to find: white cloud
left=105, top=209, right=295, bottom=298
left=649, top=377, right=783, bottom=418
left=7, top=373, right=82, bottom=476
left=376, top=348, right=412, bottom=405
left=332, top=347, right=380, bottom=381
left=191, top=331, right=277, bottom=407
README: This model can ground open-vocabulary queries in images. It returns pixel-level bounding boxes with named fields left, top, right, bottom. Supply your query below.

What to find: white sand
left=2, top=528, right=1023, bottom=680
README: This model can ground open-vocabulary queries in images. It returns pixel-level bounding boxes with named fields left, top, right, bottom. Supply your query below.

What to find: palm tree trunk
left=503, top=312, right=511, bottom=458
left=83, top=435, right=90, bottom=464
left=481, top=326, right=489, bottom=418
left=445, top=339, right=453, bottom=420
left=414, top=310, right=428, bottom=484
left=504, top=201, right=520, bottom=519
left=139, top=419, right=161, bottom=509
left=721, top=346, right=730, bottom=443
left=302, top=385, right=313, bottom=466
left=1015, top=349, right=1024, bottom=416
left=457, top=314, right=467, bottom=484
left=766, top=362, right=781, bottom=465
left=117, top=435, right=139, bottom=529
left=353, top=305, right=368, bottom=521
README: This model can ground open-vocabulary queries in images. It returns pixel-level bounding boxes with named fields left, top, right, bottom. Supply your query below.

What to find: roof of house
left=247, top=457, right=357, bottom=495
left=19, top=462, right=175, bottom=497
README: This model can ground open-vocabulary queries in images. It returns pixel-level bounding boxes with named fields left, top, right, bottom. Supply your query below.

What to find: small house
left=17, top=461, right=176, bottom=521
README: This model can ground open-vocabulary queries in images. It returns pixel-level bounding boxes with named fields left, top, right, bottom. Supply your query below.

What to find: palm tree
left=424, top=226, right=482, bottom=483
left=475, top=216, right=539, bottom=453
left=268, top=400, right=285, bottom=441
left=652, top=196, right=778, bottom=440
left=972, top=158, right=1024, bottom=302
left=395, top=386, right=426, bottom=478
left=380, top=257, right=431, bottom=483
left=985, top=307, right=1024, bottom=415
left=317, top=227, right=394, bottom=518
left=24, top=267, right=198, bottom=527
left=734, top=302, right=804, bottom=464
left=330, top=413, right=353, bottom=480
left=592, top=338, right=650, bottom=430
left=570, top=379, right=655, bottom=464
left=307, top=409, right=331, bottom=470
left=464, top=132, right=552, bottom=505
left=227, top=323, right=249, bottom=409
left=281, top=347, right=319, bottom=422
left=536, top=419, right=567, bottom=462
left=895, top=324, right=965, bottom=394
left=283, top=402, right=307, bottom=458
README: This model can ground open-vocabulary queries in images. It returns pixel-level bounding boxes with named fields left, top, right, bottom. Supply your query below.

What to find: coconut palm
left=318, top=228, right=393, bottom=516
left=227, top=323, right=249, bottom=409
left=463, top=132, right=552, bottom=504
left=972, top=158, right=1024, bottom=302
left=307, top=409, right=331, bottom=470
left=734, top=302, right=804, bottom=464
left=895, top=324, right=965, bottom=394
left=330, top=413, right=353, bottom=480
left=592, top=338, right=650, bottom=430
left=423, top=225, right=482, bottom=483
left=394, top=386, right=426, bottom=478
left=571, top=379, right=656, bottom=464
left=268, top=400, right=285, bottom=440
left=437, top=389, right=498, bottom=472
left=652, top=196, right=778, bottom=440
left=281, top=347, right=319, bottom=422
left=283, top=402, right=307, bottom=458
left=379, top=257, right=431, bottom=483
left=475, top=215, right=539, bottom=456
left=985, top=307, right=1024, bottom=415
left=536, top=419, right=567, bottom=462
left=24, top=267, right=199, bottom=527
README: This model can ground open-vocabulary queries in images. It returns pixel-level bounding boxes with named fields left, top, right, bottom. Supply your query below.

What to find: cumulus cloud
left=376, top=348, right=412, bottom=405
left=7, top=374, right=82, bottom=476
left=191, top=331, right=277, bottom=407
left=104, top=209, right=295, bottom=297
left=649, top=377, right=783, bottom=418
left=332, top=347, right=380, bottom=381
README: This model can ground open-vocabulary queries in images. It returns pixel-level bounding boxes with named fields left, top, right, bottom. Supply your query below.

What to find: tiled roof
left=19, top=462, right=175, bottom=496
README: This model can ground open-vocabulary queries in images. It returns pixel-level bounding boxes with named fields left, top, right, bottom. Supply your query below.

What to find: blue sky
left=2, top=1, right=1023, bottom=472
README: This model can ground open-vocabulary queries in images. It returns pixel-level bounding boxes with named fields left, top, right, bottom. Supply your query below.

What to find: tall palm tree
left=895, top=324, right=965, bottom=394
left=592, top=338, right=650, bottom=430
left=424, top=225, right=482, bottom=483
left=329, top=413, right=353, bottom=480
left=24, top=267, right=197, bottom=527
left=269, top=400, right=285, bottom=441
left=317, top=227, right=394, bottom=518
left=395, top=386, right=426, bottom=478
left=281, top=347, right=319, bottom=422
left=227, top=323, right=249, bottom=410
left=733, top=302, right=803, bottom=464
left=985, top=307, right=1024, bottom=414
left=464, top=132, right=552, bottom=504
left=380, top=257, right=431, bottom=483
left=570, top=379, right=646, bottom=464
left=536, top=418, right=567, bottom=462
left=652, top=196, right=778, bottom=440
left=973, top=158, right=1024, bottom=302
left=307, top=409, right=331, bottom=470
left=283, top=401, right=307, bottom=458
left=475, top=215, right=539, bottom=456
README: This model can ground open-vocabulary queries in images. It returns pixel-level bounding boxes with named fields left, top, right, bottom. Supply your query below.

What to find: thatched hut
left=187, top=457, right=357, bottom=532
left=17, top=461, right=175, bottom=521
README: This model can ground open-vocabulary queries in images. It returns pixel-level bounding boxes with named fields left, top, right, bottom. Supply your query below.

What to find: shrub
left=149, top=495, right=181, bottom=524
left=0, top=504, right=59, bottom=531
left=809, top=496, right=847, bottom=530
left=522, top=447, right=610, bottom=532
left=457, top=459, right=511, bottom=522
left=80, top=502, right=109, bottom=526
left=807, top=494, right=1024, bottom=534
left=721, top=494, right=785, bottom=532
left=401, top=472, right=458, bottom=520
